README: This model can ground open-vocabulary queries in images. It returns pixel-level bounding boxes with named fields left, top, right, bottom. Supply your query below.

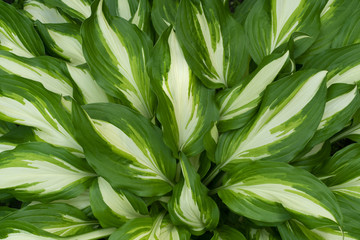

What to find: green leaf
left=148, top=27, right=217, bottom=157
left=248, top=228, right=280, bottom=240
left=151, top=0, right=178, bottom=35
left=218, top=161, right=342, bottom=228
left=0, top=142, right=95, bottom=202
left=215, top=70, right=327, bottom=170
left=90, top=177, right=148, bottom=228
left=0, top=120, right=16, bottom=137
left=23, top=0, right=71, bottom=24
left=290, top=142, right=331, bottom=171
left=108, top=214, right=190, bottom=240
left=81, top=0, right=155, bottom=118
left=211, top=225, right=246, bottom=240
left=0, top=0, right=45, bottom=57
left=72, top=102, right=176, bottom=197
left=44, top=0, right=92, bottom=21
left=217, top=51, right=289, bottom=132
left=0, top=75, right=83, bottom=155
left=1, top=203, right=98, bottom=237
left=169, top=153, right=219, bottom=235
left=175, top=0, right=248, bottom=88
left=245, top=0, right=325, bottom=64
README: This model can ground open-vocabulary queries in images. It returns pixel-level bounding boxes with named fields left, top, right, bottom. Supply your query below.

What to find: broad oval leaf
left=217, top=51, right=289, bottom=132
left=216, top=70, right=327, bottom=169
left=218, top=161, right=342, bottom=228
left=0, top=142, right=95, bottom=202
left=168, top=153, right=219, bottom=235
left=148, top=27, right=217, bottom=157
left=176, top=0, right=248, bottom=88
left=72, top=102, right=176, bottom=197
left=82, top=0, right=155, bottom=118
left=90, top=177, right=148, bottom=228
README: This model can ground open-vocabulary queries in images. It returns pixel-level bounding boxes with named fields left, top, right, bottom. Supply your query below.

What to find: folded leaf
left=245, top=0, right=325, bottom=64
left=211, top=225, right=246, bottom=240
left=148, top=28, right=217, bottom=157
left=217, top=51, right=289, bottom=132
left=72, top=102, right=176, bottom=197
left=216, top=70, right=327, bottom=170
left=90, top=177, right=148, bottom=228
left=0, top=142, right=95, bottom=202
left=0, top=0, right=44, bottom=57
left=176, top=0, right=248, bottom=88
left=169, top=153, right=219, bottom=235
left=290, top=142, right=331, bottom=171
left=23, top=0, right=70, bottom=24
left=82, top=0, right=155, bottom=118
left=218, top=161, right=342, bottom=228
left=1, top=203, right=98, bottom=237
left=45, top=0, right=92, bottom=21
left=151, top=0, right=178, bottom=35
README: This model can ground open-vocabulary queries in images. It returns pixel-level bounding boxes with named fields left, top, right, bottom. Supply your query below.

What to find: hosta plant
left=0, top=0, right=360, bottom=239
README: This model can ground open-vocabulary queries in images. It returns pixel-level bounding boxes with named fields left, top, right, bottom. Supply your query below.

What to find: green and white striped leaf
left=302, top=44, right=360, bottom=87
left=82, top=0, right=155, bottom=118
left=176, top=0, right=248, bottom=88
left=0, top=75, right=83, bottom=155
left=315, top=144, right=360, bottom=199
left=301, top=0, right=360, bottom=60
left=211, top=225, right=246, bottom=240
left=151, top=0, right=178, bottom=35
left=23, top=0, right=71, bottom=24
left=217, top=51, right=289, bottom=132
left=245, top=0, right=325, bottom=64
left=45, top=0, right=92, bottom=21
left=148, top=28, right=217, bottom=157
left=290, top=142, right=331, bottom=171
left=215, top=70, right=327, bottom=170
left=217, top=161, right=342, bottom=228
left=169, top=153, right=219, bottom=235
left=0, top=142, right=95, bottom=202
left=1, top=203, right=98, bottom=237
left=90, top=177, right=148, bottom=228
left=35, top=22, right=86, bottom=66
left=248, top=228, right=279, bottom=240
left=104, top=0, right=151, bottom=33
left=109, top=214, right=190, bottom=240
left=0, top=126, right=34, bottom=154
left=0, top=51, right=73, bottom=97
left=72, top=103, right=176, bottom=197
left=0, top=0, right=44, bottom=57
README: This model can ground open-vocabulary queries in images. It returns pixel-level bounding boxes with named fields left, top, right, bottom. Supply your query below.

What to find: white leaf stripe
left=24, top=0, right=69, bottom=24
left=327, top=64, right=360, bottom=87
left=0, top=25, right=34, bottom=58
left=59, top=0, right=91, bottom=19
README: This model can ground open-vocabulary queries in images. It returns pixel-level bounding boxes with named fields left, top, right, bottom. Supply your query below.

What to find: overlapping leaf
left=151, top=0, right=178, bottom=35
left=23, top=0, right=71, bottom=24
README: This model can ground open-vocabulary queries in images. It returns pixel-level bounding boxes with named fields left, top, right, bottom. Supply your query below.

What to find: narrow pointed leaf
left=90, top=177, right=148, bottom=228
left=148, top=28, right=217, bottom=157
left=211, top=225, right=246, bottom=240
left=81, top=0, right=155, bottom=118
left=217, top=51, right=289, bottom=132
left=245, top=0, right=325, bottom=64
left=169, top=153, right=219, bottom=235
left=176, top=0, right=248, bottom=88
left=0, top=221, right=60, bottom=240
left=216, top=70, right=327, bottom=169
left=151, top=0, right=178, bottom=35
left=0, top=142, right=95, bottom=202
left=72, top=102, right=176, bottom=197
left=23, top=0, right=70, bottom=24
left=0, top=0, right=44, bottom=57
left=1, top=203, right=98, bottom=237
left=218, top=161, right=342, bottom=228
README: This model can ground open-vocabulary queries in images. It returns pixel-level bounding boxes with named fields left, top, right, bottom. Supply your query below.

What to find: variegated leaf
left=23, top=0, right=71, bottom=24
left=0, top=126, right=34, bottom=154
left=0, top=142, right=95, bottom=202
left=82, top=0, right=155, bottom=118
left=248, top=228, right=279, bottom=240
left=290, top=142, right=331, bottom=171
left=0, top=121, right=15, bottom=137
left=148, top=28, right=217, bottom=157
left=215, top=70, right=327, bottom=172
left=169, top=153, right=219, bottom=235
left=315, top=144, right=360, bottom=199
left=211, top=225, right=246, bottom=240
left=72, top=102, right=176, bottom=197
left=108, top=214, right=190, bottom=240
left=104, top=0, right=151, bottom=33
left=0, top=0, right=44, bottom=57
left=1, top=203, right=98, bottom=237
left=90, top=177, right=148, bottom=228
left=45, top=0, right=92, bottom=21
left=35, top=22, right=86, bottom=66
left=217, top=161, right=342, bottom=228
left=245, top=0, right=326, bottom=64
left=151, top=0, right=178, bottom=35
left=176, top=0, right=248, bottom=88
left=0, top=75, right=83, bottom=155
left=217, top=51, right=289, bottom=132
